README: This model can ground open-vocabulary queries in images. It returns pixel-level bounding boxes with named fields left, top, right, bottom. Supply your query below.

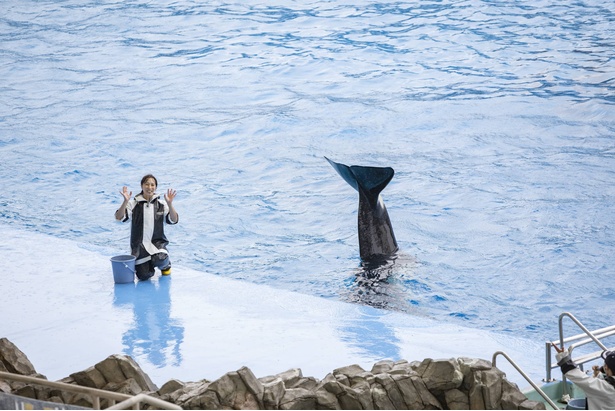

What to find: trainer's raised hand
left=120, top=186, right=132, bottom=202
left=115, top=186, right=133, bottom=221
left=165, top=189, right=179, bottom=223
left=165, top=188, right=177, bottom=204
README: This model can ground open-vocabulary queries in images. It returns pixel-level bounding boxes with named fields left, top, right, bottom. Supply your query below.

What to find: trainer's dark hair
left=141, top=174, right=158, bottom=187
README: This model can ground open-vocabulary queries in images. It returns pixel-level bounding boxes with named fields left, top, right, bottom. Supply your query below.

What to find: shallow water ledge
left=1, top=224, right=543, bottom=388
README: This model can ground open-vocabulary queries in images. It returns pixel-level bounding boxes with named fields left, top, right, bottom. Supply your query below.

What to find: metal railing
left=0, top=371, right=181, bottom=410
left=492, top=351, right=559, bottom=410
left=106, top=393, right=181, bottom=410
left=544, top=312, right=615, bottom=382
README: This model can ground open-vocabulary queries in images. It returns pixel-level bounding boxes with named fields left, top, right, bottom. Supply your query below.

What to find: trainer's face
left=141, top=178, right=157, bottom=199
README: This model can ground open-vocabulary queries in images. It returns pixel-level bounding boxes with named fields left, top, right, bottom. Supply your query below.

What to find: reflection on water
left=339, top=305, right=401, bottom=361
left=113, top=277, right=184, bottom=368
left=337, top=255, right=421, bottom=361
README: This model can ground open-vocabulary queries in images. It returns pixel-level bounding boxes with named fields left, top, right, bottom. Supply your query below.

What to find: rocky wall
left=0, top=337, right=544, bottom=410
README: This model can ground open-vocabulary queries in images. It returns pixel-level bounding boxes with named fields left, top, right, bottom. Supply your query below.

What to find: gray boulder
left=0, top=338, right=39, bottom=376
left=419, top=358, right=464, bottom=393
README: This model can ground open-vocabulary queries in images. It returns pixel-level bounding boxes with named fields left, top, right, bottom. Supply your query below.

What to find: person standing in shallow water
left=115, top=174, right=179, bottom=281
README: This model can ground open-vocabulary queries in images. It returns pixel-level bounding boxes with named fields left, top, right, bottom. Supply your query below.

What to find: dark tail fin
left=325, top=157, right=398, bottom=260
left=325, top=157, right=394, bottom=208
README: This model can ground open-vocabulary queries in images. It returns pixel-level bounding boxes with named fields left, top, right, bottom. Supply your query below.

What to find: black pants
left=135, top=252, right=170, bottom=281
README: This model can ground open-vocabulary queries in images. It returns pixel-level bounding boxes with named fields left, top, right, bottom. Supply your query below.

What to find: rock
left=263, top=378, right=286, bottom=410
left=371, top=360, right=394, bottom=375
left=0, top=360, right=11, bottom=393
left=116, top=354, right=158, bottom=392
left=238, top=366, right=265, bottom=408
left=94, top=356, right=126, bottom=384
left=69, top=365, right=106, bottom=389
left=48, top=396, right=64, bottom=404
left=204, top=368, right=262, bottom=409
left=337, top=389, right=365, bottom=410
left=409, top=375, right=442, bottom=409
left=99, top=378, right=142, bottom=409
left=392, top=374, right=423, bottom=409
left=333, top=364, right=367, bottom=379
left=51, top=378, right=77, bottom=404
left=476, top=368, right=506, bottom=410
left=467, top=371, right=486, bottom=410
left=68, top=354, right=156, bottom=395
left=371, top=382, right=396, bottom=410
left=412, top=358, right=432, bottom=377
left=458, top=357, right=492, bottom=374
left=292, top=377, right=319, bottom=390
left=158, top=378, right=185, bottom=397
left=318, top=375, right=365, bottom=410
left=319, top=373, right=344, bottom=396
left=349, top=372, right=375, bottom=389
left=171, top=380, right=211, bottom=407
left=279, top=387, right=316, bottom=410
left=501, top=377, right=537, bottom=410
left=207, top=371, right=243, bottom=408
left=0, top=338, right=38, bottom=376
left=13, top=384, right=37, bottom=399
left=104, top=377, right=143, bottom=396
left=0, top=338, right=547, bottom=411
left=335, top=373, right=351, bottom=387
left=273, top=368, right=303, bottom=388
left=390, top=362, right=415, bottom=376
left=34, top=385, right=54, bottom=401
left=349, top=380, right=374, bottom=410
left=420, top=358, right=464, bottom=393
left=444, top=388, right=469, bottom=409
left=374, top=373, right=406, bottom=409
left=71, top=393, right=95, bottom=408
left=313, top=387, right=339, bottom=410
left=179, top=382, right=219, bottom=410
left=520, top=399, right=547, bottom=410
left=0, top=379, right=10, bottom=393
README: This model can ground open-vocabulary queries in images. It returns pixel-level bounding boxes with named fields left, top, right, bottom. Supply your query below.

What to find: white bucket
left=110, top=255, right=136, bottom=283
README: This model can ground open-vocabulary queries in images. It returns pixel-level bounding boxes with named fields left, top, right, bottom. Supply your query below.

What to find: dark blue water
left=1, top=0, right=614, bottom=344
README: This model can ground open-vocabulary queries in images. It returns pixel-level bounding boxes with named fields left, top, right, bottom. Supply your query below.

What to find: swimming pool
left=1, top=0, right=614, bottom=382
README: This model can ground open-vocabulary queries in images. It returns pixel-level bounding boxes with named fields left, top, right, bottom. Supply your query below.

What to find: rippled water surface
left=1, top=0, right=614, bottom=343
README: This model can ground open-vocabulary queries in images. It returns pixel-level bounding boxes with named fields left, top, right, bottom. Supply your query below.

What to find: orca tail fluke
left=325, top=156, right=359, bottom=191
left=324, top=156, right=394, bottom=208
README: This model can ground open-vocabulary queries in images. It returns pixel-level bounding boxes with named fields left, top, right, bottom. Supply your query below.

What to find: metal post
left=545, top=341, right=553, bottom=382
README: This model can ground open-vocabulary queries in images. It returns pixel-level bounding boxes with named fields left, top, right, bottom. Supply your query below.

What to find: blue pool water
left=1, top=0, right=614, bottom=368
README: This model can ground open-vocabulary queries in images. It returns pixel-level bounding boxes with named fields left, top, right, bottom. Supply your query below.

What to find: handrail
left=544, top=313, right=615, bottom=381
left=559, top=312, right=608, bottom=351
left=492, top=351, right=559, bottom=410
left=569, top=330, right=615, bottom=354
left=0, top=370, right=181, bottom=410
left=106, top=393, right=182, bottom=410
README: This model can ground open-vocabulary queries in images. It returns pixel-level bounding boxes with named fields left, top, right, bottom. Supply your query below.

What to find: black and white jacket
left=120, top=193, right=178, bottom=265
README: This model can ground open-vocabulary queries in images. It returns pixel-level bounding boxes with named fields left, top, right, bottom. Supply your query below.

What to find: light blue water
left=1, top=0, right=614, bottom=348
